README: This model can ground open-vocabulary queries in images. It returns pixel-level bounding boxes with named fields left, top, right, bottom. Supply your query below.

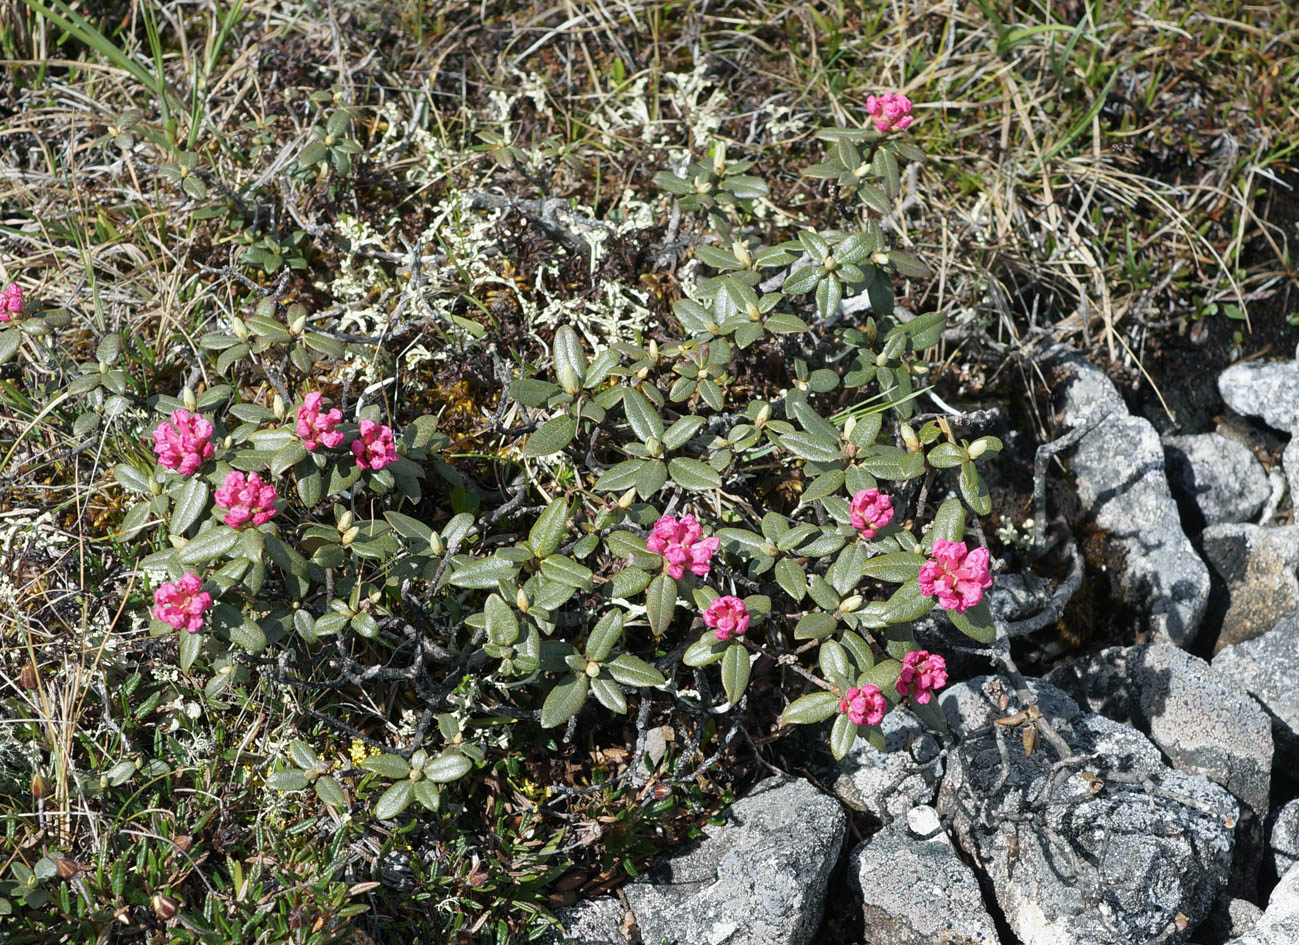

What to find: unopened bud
left=337, top=510, right=354, bottom=532
left=843, top=416, right=857, bottom=439
left=732, top=241, right=752, bottom=269
left=429, top=533, right=444, bottom=555
left=838, top=595, right=864, bottom=613
left=54, top=857, right=79, bottom=879
left=900, top=423, right=920, bottom=452
left=152, top=894, right=180, bottom=920
left=648, top=339, right=658, bottom=361
left=19, top=663, right=38, bottom=690
left=410, top=749, right=428, bottom=770
left=645, top=436, right=663, bottom=458
left=289, top=312, right=307, bottom=336
left=755, top=403, right=770, bottom=426
left=231, top=316, right=249, bottom=341
left=871, top=251, right=890, bottom=266
left=617, top=487, right=636, bottom=509
left=516, top=587, right=530, bottom=613
left=181, top=386, right=197, bottom=412
left=585, top=661, right=601, bottom=678
left=340, top=526, right=359, bottom=545
left=272, top=393, right=285, bottom=420
left=31, top=773, right=47, bottom=799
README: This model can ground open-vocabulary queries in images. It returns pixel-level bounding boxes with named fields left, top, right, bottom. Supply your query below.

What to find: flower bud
left=182, top=386, right=197, bottom=412
left=585, top=661, right=601, bottom=678
left=900, top=423, right=920, bottom=452
left=19, top=663, right=38, bottom=690
left=871, top=251, right=890, bottom=266
left=617, top=487, right=636, bottom=509
left=289, top=312, right=307, bottom=336
left=516, top=587, right=530, bottom=613
left=31, top=773, right=47, bottom=799
left=967, top=439, right=986, bottom=460
left=410, top=749, right=429, bottom=771
left=733, top=241, right=752, bottom=269
left=838, top=595, right=864, bottom=613
left=644, top=436, right=663, bottom=458
left=231, top=316, right=250, bottom=341
left=755, top=403, right=770, bottom=426
left=152, top=894, right=180, bottom=920
left=648, top=339, right=658, bottom=361
left=429, top=533, right=444, bottom=555
left=341, top=526, right=359, bottom=545
left=272, top=393, right=285, bottom=420
left=337, top=510, right=354, bottom=532
left=54, top=857, right=79, bottom=879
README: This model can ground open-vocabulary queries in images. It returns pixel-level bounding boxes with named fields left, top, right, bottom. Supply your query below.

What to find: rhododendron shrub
left=67, top=114, right=1002, bottom=822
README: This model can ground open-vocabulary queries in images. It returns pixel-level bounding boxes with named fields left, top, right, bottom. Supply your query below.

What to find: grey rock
left=1163, top=433, right=1270, bottom=528
left=938, top=676, right=1239, bottom=945
left=1268, top=800, right=1299, bottom=883
left=622, top=776, right=845, bottom=945
left=1214, top=616, right=1299, bottom=764
left=544, top=897, right=628, bottom=945
left=1218, top=361, right=1299, bottom=433
left=1283, top=438, right=1299, bottom=511
left=1200, top=524, right=1299, bottom=651
left=1226, top=862, right=1299, bottom=945
left=1047, top=643, right=1272, bottom=895
left=1058, top=359, right=1210, bottom=646
left=1196, top=894, right=1263, bottom=945
left=849, top=805, right=998, bottom=945
left=834, top=706, right=942, bottom=824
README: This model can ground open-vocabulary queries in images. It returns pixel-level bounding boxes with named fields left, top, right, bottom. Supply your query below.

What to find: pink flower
left=918, top=539, right=992, bottom=614
left=1, top=282, right=21, bottom=322
left=850, top=488, right=894, bottom=539
left=865, top=93, right=914, bottom=134
left=153, top=572, right=213, bottom=633
left=152, top=409, right=215, bottom=476
left=351, top=418, right=398, bottom=471
left=214, top=470, right=278, bottom=528
left=839, top=685, right=887, bottom=727
left=895, top=650, right=948, bottom=704
left=703, top=595, right=750, bottom=642
left=296, top=392, right=344, bottom=451
left=645, top=514, right=721, bottom=581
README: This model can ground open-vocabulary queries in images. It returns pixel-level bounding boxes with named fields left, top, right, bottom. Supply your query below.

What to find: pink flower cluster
left=296, top=392, right=345, bottom=451
left=646, top=514, right=721, bottom=581
left=896, top=650, right=948, bottom=704
left=840, top=685, right=888, bottom=727
left=865, top=93, right=914, bottom=134
left=850, top=488, right=894, bottom=539
left=1, top=282, right=21, bottom=322
left=152, top=410, right=215, bottom=477
left=153, top=572, right=213, bottom=633
left=918, top=539, right=992, bottom=614
left=214, top=470, right=278, bottom=528
left=351, top=418, right=398, bottom=471
left=703, top=595, right=750, bottom=642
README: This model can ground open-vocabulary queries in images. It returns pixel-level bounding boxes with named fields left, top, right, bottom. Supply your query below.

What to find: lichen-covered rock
left=1218, top=360, right=1299, bottom=433
left=850, top=805, right=998, bottom=945
left=938, top=676, right=1238, bottom=945
left=622, top=776, right=845, bottom=945
left=543, top=897, right=628, bottom=945
left=1200, top=524, right=1299, bottom=651
left=1057, top=359, right=1210, bottom=646
left=1194, top=894, right=1262, bottom=945
left=1225, top=861, right=1299, bottom=945
left=1162, top=433, right=1270, bottom=529
left=1213, top=616, right=1299, bottom=765
left=1268, top=799, right=1299, bottom=885
left=834, top=706, right=942, bottom=824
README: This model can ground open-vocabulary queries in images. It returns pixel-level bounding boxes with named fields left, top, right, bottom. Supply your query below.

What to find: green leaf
left=606, top=565, right=653, bottom=598
left=170, top=477, right=209, bottom=535
left=781, top=691, right=841, bottom=725
left=794, top=612, right=839, bottom=640
left=591, top=676, right=628, bottom=713
left=385, top=511, right=434, bottom=544
left=450, top=555, right=518, bottom=589
left=297, top=466, right=322, bottom=507
left=948, top=600, right=996, bottom=644
left=314, top=777, right=347, bottom=809
left=646, top=574, right=677, bottom=636
left=484, top=594, right=520, bottom=645
left=524, top=414, right=577, bottom=457
left=778, top=431, right=842, bottom=463
left=594, top=459, right=646, bottom=492
left=289, top=740, right=319, bottom=771
left=927, top=442, right=967, bottom=469
left=765, top=312, right=808, bottom=334
left=113, top=463, right=152, bottom=494
left=374, top=780, right=415, bottom=820
left=178, top=630, right=202, bottom=672
left=774, top=558, right=807, bottom=602
left=858, top=447, right=925, bottom=481
left=663, top=415, right=707, bottom=450
left=529, top=497, right=569, bottom=558
left=424, top=751, right=473, bottom=783
left=412, top=780, right=441, bottom=811
left=179, top=526, right=238, bottom=565
left=909, top=696, right=950, bottom=734
left=267, top=769, right=309, bottom=792
left=929, top=497, right=966, bottom=545
left=720, top=644, right=750, bottom=704
left=585, top=610, right=624, bottom=661
left=540, top=555, right=594, bottom=589
left=881, top=581, right=937, bottom=623
left=0, top=330, right=22, bottom=365
left=540, top=673, right=589, bottom=728
left=553, top=325, right=587, bottom=392
left=667, top=457, right=722, bottom=491
left=362, top=754, right=410, bottom=779
left=859, top=659, right=903, bottom=702
left=960, top=460, right=992, bottom=515
left=607, top=652, right=666, bottom=688
left=683, top=633, right=729, bottom=667
left=623, top=387, right=664, bottom=442
left=861, top=552, right=926, bottom=584
left=511, top=377, right=563, bottom=407
left=830, top=713, right=858, bottom=760
left=635, top=459, right=668, bottom=499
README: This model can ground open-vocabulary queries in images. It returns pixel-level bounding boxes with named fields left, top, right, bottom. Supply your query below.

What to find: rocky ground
left=545, top=354, right=1299, bottom=945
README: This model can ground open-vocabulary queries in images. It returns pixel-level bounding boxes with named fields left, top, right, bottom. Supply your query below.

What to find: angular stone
left=1163, top=433, right=1270, bottom=529
left=1194, top=894, right=1262, bottom=945
left=1268, top=800, right=1299, bottom=885
left=938, top=676, right=1238, bottom=945
left=849, top=805, right=998, bottom=945
left=1282, top=438, right=1299, bottom=510
left=1200, top=524, right=1299, bottom=651
left=622, top=776, right=845, bottom=945
left=1218, top=360, right=1299, bottom=433
left=544, top=897, right=628, bottom=945
left=1225, top=862, right=1299, bottom=945
left=834, top=706, right=942, bottom=825
left=1213, top=616, right=1299, bottom=764
left=1057, top=359, right=1210, bottom=646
